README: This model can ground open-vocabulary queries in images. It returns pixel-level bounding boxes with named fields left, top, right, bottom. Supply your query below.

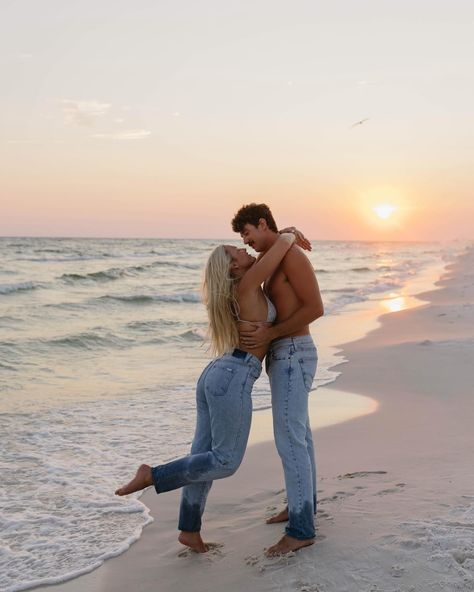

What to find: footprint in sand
left=398, top=538, right=421, bottom=550
left=338, top=471, right=387, bottom=479
left=245, top=554, right=260, bottom=566
left=376, top=483, right=406, bottom=496
left=316, top=509, right=333, bottom=519
left=296, top=582, right=322, bottom=592
left=390, top=564, right=405, bottom=578
left=178, top=542, right=224, bottom=559
left=452, top=550, right=474, bottom=565
left=245, top=551, right=297, bottom=572
left=319, top=491, right=355, bottom=503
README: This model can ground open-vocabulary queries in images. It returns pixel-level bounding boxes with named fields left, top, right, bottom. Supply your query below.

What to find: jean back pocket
left=205, top=363, right=237, bottom=396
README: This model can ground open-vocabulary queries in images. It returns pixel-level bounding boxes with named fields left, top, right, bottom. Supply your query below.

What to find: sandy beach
left=38, top=245, right=474, bottom=592
left=4, top=3, right=474, bottom=591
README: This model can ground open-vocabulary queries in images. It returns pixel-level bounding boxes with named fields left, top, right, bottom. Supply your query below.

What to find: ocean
left=0, top=237, right=458, bottom=591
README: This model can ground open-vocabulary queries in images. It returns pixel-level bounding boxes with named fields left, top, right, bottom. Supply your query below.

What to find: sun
left=373, top=204, right=396, bottom=220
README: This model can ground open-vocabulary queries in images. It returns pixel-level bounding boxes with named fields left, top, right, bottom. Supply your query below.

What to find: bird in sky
left=350, top=118, right=370, bottom=128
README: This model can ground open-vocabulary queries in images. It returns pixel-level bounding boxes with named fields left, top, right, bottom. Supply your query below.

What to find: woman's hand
left=279, top=227, right=312, bottom=251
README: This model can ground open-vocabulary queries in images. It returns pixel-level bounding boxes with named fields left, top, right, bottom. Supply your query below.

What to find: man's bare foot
left=115, top=464, right=153, bottom=496
left=178, top=531, right=209, bottom=553
left=265, top=534, right=314, bottom=557
left=266, top=507, right=289, bottom=524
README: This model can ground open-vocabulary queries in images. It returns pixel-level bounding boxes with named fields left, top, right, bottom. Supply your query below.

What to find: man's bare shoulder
left=281, top=245, right=314, bottom=272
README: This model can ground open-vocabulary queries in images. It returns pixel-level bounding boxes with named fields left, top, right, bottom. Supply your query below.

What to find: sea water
left=0, top=237, right=459, bottom=591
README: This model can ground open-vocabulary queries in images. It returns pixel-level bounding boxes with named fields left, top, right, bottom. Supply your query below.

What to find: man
left=231, top=203, right=324, bottom=557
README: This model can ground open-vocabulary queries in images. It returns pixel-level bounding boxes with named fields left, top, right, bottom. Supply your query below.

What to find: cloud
left=59, top=99, right=111, bottom=127
left=91, top=129, right=151, bottom=140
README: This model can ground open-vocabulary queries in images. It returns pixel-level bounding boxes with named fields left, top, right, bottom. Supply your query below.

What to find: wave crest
left=0, top=281, right=38, bottom=295
left=97, top=293, right=200, bottom=305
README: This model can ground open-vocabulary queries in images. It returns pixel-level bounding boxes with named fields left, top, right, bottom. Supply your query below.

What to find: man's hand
left=239, top=323, right=275, bottom=349
left=279, top=227, right=312, bottom=251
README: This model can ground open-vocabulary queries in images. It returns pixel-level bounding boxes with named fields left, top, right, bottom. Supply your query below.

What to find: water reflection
left=381, top=293, right=408, bottom=313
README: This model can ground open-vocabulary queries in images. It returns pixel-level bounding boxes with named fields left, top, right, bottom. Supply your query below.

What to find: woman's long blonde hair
left=203, top=245, right=239, bottom=356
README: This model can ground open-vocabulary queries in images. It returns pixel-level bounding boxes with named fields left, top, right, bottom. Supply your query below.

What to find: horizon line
left=0, top=235, right=469, bottom=244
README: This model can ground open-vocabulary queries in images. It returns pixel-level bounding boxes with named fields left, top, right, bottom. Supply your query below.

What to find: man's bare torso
left=264, top=257, right=310, bottom=338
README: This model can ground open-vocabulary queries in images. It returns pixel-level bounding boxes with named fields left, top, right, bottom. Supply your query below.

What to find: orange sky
left=1, top=2, right=473, bottom=240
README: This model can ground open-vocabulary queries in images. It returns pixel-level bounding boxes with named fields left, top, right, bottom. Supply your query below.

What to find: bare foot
left=265, top=534, right=314, bottom=557
left=266, top=506, right=289, bottom=524
left=115, top=464, right=153, bottom=496
left=178, top=531, right=209, bottom=553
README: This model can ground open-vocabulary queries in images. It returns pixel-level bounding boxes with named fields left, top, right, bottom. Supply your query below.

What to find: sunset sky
left=1, top=1, right=473, bottom=240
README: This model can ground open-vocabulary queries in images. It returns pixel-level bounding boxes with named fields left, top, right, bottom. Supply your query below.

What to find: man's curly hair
left=231, top=203, right=278, bottom=233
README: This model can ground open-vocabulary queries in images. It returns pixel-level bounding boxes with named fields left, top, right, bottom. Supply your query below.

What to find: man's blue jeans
left=266, top=335, right=318, bottom=540
left=151, top=350, right=262, bottom=532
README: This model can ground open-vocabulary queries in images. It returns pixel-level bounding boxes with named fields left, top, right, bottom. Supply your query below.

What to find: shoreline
left=33, top=249, right=466, bottom=590
left=33, top=247, right=474, bottom=592
left=2, top=243, right=453, bottom=592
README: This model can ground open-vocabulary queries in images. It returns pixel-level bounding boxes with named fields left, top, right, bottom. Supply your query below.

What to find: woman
left=115, top=232, right=297, bottom=552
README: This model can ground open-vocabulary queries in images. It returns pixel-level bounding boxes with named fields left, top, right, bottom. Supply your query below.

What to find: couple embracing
left=115, top=203, right=324, bottom=557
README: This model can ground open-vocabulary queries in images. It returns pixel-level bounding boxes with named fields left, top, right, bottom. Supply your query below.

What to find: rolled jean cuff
left=285, top=526, right=316, bottom=540
left=151, top=465, right=161, bottom=493
left=151, top=464, right=176, bottom=494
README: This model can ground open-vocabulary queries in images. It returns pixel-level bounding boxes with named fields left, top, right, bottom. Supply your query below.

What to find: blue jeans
left=151, top=350, right=262, bottom=532
left=266, top=335, right=318, bottom=540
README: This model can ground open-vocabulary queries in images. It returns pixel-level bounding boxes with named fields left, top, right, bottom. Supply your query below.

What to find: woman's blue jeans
left=266, top=335, right=318, bottom=540
left=151, top=350, right=262, bottom=532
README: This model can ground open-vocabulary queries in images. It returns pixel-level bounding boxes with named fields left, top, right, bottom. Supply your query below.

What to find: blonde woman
left=115, top=231, right=298, bottom=552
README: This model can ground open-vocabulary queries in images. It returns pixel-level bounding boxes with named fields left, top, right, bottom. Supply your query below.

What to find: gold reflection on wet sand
left=381, top=293, right=408, bottom=313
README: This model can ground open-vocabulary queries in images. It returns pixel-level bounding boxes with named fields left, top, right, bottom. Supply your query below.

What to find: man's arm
left=253, top=227, right=311, bottom=263
left=240, top=248, right=323, bottom=348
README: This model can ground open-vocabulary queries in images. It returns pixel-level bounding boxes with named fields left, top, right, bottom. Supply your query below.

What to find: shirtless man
left=232, top=203, right=324, bottom=557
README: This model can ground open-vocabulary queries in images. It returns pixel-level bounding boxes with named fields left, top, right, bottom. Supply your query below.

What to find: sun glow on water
left=381, top=294, right=407, bottom=313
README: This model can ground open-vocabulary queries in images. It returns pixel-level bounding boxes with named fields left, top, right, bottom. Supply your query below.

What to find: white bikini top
left=235, top=293, right=277, bottom=324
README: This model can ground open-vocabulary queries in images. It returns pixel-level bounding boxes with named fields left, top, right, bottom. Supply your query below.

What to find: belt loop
left=232, top=348, right=247, bottom=360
